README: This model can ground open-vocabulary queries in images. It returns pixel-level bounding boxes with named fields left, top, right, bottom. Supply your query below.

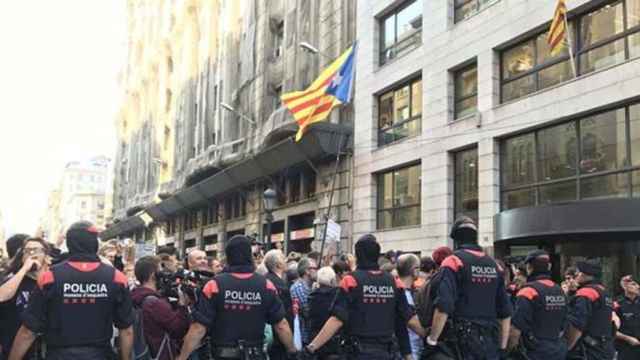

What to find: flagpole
left=564, top=14, right=578, bottom=78
left=318, top=132, right=345, bottom=267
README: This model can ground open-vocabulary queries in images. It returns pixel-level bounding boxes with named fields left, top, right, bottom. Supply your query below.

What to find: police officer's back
left=614, top=276, right=640, bottom=360
left=508, top=250, right=567, bottom=360
left=177, top=235, right=297, bottom=360
left=425, top=217, right=512, bottom=360
left=9, top=221, right=134, bottom=360
left=566, top=260, right=615, bottom=360
left=304, top=234, right=426, bottom=360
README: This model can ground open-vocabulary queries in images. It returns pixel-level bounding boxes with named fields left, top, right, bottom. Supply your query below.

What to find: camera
left=156, top=268, right=216, bottom=301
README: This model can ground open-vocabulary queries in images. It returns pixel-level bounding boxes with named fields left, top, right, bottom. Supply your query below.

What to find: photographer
left=0, top=237, right=49, bottom=360
left=131, top=256, right=191, bottom=360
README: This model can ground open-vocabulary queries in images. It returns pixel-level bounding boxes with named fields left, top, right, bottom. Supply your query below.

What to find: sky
left=0, top=0, right=127, bottom=234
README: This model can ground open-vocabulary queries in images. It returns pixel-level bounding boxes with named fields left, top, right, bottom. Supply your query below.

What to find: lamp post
left=220, top=102, right=256, bottom=127
left=263, top=188, right=276, bottom=251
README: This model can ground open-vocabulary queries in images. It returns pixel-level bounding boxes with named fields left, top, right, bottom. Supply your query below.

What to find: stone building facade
left=106, top=0, right=357, bottom=259
left=354, top=0, right=640, bottom=284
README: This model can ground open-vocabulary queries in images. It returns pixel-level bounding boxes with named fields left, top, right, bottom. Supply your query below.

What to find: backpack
left=131, top=295, right=174, bottom=360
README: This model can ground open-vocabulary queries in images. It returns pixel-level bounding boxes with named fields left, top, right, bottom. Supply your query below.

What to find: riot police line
left=1, top=217, right=639, bottom=360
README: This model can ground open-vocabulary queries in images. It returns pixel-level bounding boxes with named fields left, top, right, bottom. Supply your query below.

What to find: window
left=454, top=148, right=479, bottom=223
left=455, top=0, right=500, bottom=23
left=167, top=218, right=177, bottom=235
left=377, top=163, right=421, bottom=229
left=203, top=202, right=218, bottom=226
left=501, top=0, right=640, bottom=103
left=380, top=1, right=422, bottom=65
left=378, top=78, right=422, bottom=146
left=272, top=86, right=282, bottom=112
left=454, top=63, right=478, bottom=119
left=273, top=21, right=284, bottom=58
left=501, top=102, right=640, bottom=210
left=224, top=194, right=246, bottom=220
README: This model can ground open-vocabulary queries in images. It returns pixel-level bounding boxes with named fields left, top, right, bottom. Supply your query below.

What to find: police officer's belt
left=353, top=337, right=393, bottom=352
left=582, top=335, right=611, bottom=347
left=214, top=342, right=263, bottom=358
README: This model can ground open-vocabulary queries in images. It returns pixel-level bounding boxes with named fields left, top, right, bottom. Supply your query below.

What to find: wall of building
left=354, top=0, right=640, bottom=254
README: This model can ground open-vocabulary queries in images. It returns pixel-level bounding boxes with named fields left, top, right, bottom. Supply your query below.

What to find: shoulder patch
left=203, top=280, right=219, bottom=299
left=394, top=276, right=405, bottom=289
left=113, top=270, right=128, bottom=286
left=576, top=287, right=600, bottom=302
left=538, top=280, right=555, bottom=287
left=38, top=271, right=55, bottom=290
left=516, top=287, right=539, bottom=301
left=441, top=255, right=463, bottom=272
left=266, top=279, right=278, bottom=293
left=340, top=275, right=358, bottom=292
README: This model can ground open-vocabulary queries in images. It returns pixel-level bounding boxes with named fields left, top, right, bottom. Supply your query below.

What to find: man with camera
left=177, top=235, right=297, bottom=360
left=131, top=256, right=191, bottom=360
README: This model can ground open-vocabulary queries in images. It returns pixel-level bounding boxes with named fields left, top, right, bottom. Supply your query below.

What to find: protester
left=157, top=246, right=179, bottom=272
left=615, top=275, right=640, bottom=360
left=186, top=250, right=208, bottom=272
left=290, top=257, right=318, bottom=346
left=0, top=237, right=49, bottom=360
left=306, top=267, right=342, bottom=360
left=331, top=258, right=351, bottom=283
left=210, top=258, right=223, bottom=275
left=263, top=250, right=293, bottom=360
left=131, top=256, right=191, bottom=360
left=397, top=253, right=423, bottom=360
left=414, top=246, right=453, bottom=339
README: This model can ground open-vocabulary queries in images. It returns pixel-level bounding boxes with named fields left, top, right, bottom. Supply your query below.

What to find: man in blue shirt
left=290, top=257, right=317, bottom=345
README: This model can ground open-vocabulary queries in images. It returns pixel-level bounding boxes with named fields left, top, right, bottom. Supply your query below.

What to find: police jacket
left=512, top=274, right=567, bottom=341
left=568, top=282, right=614, bottom=339
left=615, top=296, right=640, bottom=343
left=21, top=256, right=134, bottom=351
left=330, top=267, right=413, bottom=341
left=193, top=271, right=285, bottom=347
left=435, top=244, right=512, bottom=321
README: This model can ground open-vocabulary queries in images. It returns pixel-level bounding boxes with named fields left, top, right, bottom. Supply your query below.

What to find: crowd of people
left=0, top=216, right=639, bottom=360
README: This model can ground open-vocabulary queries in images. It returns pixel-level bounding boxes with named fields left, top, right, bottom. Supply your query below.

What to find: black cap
left=66, top=221, right=99, bottom=255
left=524, top=250, right=550, bottom=264
left=225, top=235, right=253, bottom=267
left=577, top=260, right=602, bottom=278
left=6, top=234, right=29, bottom=259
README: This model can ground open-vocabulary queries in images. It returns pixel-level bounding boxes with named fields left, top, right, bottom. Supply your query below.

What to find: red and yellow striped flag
left=547, top=0, right=567, bottom=56
left=281, top=45, right=355, bottom=142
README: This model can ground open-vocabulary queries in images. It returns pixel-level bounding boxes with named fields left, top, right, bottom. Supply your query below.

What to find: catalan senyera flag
left=547, top=0, right=567, bottom=56
left=282, top=42, right=357, bottom=142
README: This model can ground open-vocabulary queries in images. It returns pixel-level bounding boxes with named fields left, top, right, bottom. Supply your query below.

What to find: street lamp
left=263, top=188, right=277, bottom=251
left=299, top=42, right=333, bottom=60
left=220, top=102, right=256, bottom=127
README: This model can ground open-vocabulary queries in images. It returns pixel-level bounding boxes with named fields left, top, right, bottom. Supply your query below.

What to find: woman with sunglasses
left=0, top=237, right=49, bottom=360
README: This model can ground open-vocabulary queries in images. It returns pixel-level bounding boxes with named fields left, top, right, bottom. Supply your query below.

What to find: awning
left=102, top=122, right=351, bottom=240
left=100, top=215, right=145, bottom=240
left=495, top=198, right=640, bottom=243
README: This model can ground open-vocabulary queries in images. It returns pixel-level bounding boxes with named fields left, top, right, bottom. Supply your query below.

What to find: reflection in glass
left=503, top=134, right=536, bottom=187
left=379, top=92, right=394, bottom=129
left=539, top=181, right=577, bottom=204
left=502, top=189, right=536, bottom=210
left=538, top=123, right=577, bottom=181
left=394, top=85, right=410, bottom=123
left=538, top=60, right=572, bottom=90
left=396, top=1, right=422, bottom=42
left=377, top=164, right=421, bottom=229
left=455, top=149, right=478, bottom=222
left=502, top=75, right=535, bottom=103
left=384, top=16, right=396, bottom=49
left=411, top=80, right=423, bottom=116
left=394, top=206, right=420, bottom=228
left=629, top=0, right=640, bottom=28
left=630, top=33, right=640, bottom=60
left=634, top=171, right=640, bottom=197
left=455, top=65, right=478, bottom=119
left=579, top=109, right=626, bottom=173
left=579, top=38, right=626, bottom=74
left=580, top=2, right=624, bottom=47
left=502, top=42, right=534, bottom=79
left=581, top=173, right=630, bottom=200
left=536, top=31, right=569, bottom=63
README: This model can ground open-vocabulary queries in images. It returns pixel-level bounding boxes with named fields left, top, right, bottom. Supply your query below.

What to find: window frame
left=376, top=163, right=422, bottom=230
left=453, top=147, right=479, bottom=223
left=500, top=102, right=640, bottom=211
left=500, top=0, right=640, bottom=103
left=377, top=76, right=423, bottom=147
left=453, top=62, right=479, bottom=120
left=379, top=0, right=423, bottom=65
left=454, top=0, right=500, bottom=24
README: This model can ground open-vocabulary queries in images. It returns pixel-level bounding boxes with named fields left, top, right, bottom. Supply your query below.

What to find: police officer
left=176, top=235, right=297, bottom=360
left=566, top=260, right=615, bottom=360
left=507, top=250, right=567, bottom=360
left=615, top=275, right=640, bottom=360
left=425, top=216, right=512, bottom=360
left=9, top=221, right=134, bottom=360
left=304, top=234, right=425, bottom=360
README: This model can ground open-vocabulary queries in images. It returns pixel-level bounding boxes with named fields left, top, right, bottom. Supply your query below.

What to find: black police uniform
left=512, top=274, right=568, bottom=360
left=265, top=271, right=293, bottom=360
left=567, top=282, right=615, bottom=360
left=22, top=258, right=133, bottom=360
left=307, top=285, right=342, bottom=360
left=194, top=272, right=285, bottom=360
left=435, top=244, right=512, bottom=360
left=330, top=269, right=413, bottom=360
left=614, top=295, right=640, bottom=360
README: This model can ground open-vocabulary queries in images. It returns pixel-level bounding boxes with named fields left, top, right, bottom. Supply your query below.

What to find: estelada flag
left=547, top=0, right=567, bottom=56
left=281, top=42, right=357, bottom=142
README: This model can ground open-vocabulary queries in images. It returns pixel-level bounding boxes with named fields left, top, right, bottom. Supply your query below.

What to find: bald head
left=188, top=250, right=208, bottom=271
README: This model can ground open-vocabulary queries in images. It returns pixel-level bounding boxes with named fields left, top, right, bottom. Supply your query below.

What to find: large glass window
left=377, top=164, right=421, bottom=229
left=501, top=0, right=640, bottom=103
left=454, top=64, right=478, bottom=119
left=378, top=78, right=422, bottom=146
left=455, top=0, right=500, bottom=23
left=501, top=102, right=640, bottom=210
left=454, top=148, right=478, bottom=223
left=380, top=1, right=422, bottom=65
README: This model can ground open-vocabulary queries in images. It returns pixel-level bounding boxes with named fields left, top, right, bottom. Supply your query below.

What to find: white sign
left=326, top=220, right=341, bottom=243
left=135, top=243, right=156, bottom=260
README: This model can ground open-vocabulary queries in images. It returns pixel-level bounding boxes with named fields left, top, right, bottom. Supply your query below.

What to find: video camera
left=156, top=268, right=216, bottom=301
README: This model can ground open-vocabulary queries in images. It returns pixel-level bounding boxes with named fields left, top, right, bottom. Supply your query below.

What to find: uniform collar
left=527, top=273, right=551, bottom=282
left=459, top=244, right=483, bottom=252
